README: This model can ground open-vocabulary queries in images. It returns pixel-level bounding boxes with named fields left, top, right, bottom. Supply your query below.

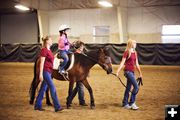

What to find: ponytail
left=42, top=36, right=50, bottom=47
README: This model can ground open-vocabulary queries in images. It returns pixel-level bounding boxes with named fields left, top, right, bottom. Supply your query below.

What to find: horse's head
left=98, top=48, right=112, bottom=74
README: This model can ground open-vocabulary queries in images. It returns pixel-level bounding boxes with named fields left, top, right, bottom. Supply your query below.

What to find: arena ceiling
left=0, top=0, right=180, bottom=14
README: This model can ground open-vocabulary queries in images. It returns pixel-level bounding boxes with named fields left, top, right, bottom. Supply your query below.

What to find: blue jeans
left=71, top=81, right=85, bottom=104
left=59, top=50, right=71, bottom=71
left=122, top=71, right=139, bottom=106
left=34, top=71, right=61, bottom=110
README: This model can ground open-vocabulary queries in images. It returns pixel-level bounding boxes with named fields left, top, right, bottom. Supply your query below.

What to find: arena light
left=98, top=0, right=113, bottom=7
left=15, top=4, right=30, bottom=11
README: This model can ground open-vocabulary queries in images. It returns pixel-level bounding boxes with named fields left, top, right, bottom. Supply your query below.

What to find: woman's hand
left=116, top=72, right=119, bottom=76
left=139, top=73, right=143, bottom=78
left=54, top=53, right=58, bottom=58
left=116, top=58, right=126, bottom=77
left=39, top=74, right=43, bottom=82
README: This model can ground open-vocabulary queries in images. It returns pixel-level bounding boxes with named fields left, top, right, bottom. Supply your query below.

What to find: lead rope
left=110, top=73, right=143, bottom=95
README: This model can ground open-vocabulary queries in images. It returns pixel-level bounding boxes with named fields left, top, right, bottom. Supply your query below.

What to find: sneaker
left=130, top=103, right=139, bottom=110
left=59, top=70, right=66, bottom=74
left=123, top=104, right=131, bottom=109
left=55, top=107, right=64, bottom=112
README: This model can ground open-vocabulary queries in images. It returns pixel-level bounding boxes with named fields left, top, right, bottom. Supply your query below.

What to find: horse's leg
left=29, top=76, right=40, bottom=105
left=29, top=58, right=40, bottom=105
left=70, top=83, right=79, bottom=104
left=66, top=81, right=75, bottom=109
left=82, top=79, right=95, bottom=109
left=45, top=87, right=53, bottom=106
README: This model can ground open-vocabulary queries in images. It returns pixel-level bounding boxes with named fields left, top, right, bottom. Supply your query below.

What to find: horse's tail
left=29, top=58, right=40, bottom=105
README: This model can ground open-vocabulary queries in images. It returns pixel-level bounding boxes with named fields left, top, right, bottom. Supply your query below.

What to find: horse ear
left=98, top=48, right=103, bottom=52
left=103, top=47, right=109, bottom=52
left=103, top=47, right=110, bottom=55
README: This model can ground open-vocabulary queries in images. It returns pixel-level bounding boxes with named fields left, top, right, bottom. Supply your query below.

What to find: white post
left=37, top=10, right=43, bottom=43
left=117, top=2, right=128, bottom=43
left=37, top=10, right=49, bottom=43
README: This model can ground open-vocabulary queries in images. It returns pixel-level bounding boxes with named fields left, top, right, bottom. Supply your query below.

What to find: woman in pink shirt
left=116, top=39, right=142, bottom=110
left=58, top=25, right=71, bottom=74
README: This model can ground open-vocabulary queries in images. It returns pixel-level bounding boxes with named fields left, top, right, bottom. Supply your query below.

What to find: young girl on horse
left=116, top=39, right=142, bottom=110
left=58, top=24, right=71, bottom=74
left=34, top=36, right=63, bottom=112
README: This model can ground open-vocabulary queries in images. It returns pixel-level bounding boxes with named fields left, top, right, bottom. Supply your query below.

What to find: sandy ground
left=0, top=62, right=180, bottom=120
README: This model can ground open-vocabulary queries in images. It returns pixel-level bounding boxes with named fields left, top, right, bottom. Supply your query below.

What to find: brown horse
left=29, top=47, right=112, bottom=109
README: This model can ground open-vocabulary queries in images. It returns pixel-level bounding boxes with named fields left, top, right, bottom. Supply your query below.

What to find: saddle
left=53, top=53, right=75, bottom=72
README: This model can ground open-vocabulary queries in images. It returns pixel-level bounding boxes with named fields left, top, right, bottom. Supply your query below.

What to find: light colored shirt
left=58, top=34, right=70, bottom=51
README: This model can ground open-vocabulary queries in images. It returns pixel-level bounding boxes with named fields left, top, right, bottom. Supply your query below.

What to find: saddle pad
left=53, top=54, right=74, bottom=71
left=53, top=57, right=61, bottom=70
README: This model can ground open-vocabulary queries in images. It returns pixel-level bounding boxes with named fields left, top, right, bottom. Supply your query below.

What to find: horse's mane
left=74, top=49, right=99, bottom=66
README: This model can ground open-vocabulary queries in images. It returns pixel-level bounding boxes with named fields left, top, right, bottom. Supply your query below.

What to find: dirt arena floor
left=0, top=62, right=179, bottom=120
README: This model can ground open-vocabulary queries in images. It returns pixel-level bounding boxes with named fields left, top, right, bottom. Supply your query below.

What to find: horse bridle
left=112, top=73, right=143, bottom=95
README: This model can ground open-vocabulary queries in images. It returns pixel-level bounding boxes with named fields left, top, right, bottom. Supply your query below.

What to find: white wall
left=128, top=6, right=180, bottom=43
left=38, top=5, right=180, bottom=44
left=48, top=8, right=119, bottom=43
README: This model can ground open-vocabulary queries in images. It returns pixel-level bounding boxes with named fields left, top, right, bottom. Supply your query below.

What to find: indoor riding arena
left=0, top=0, right=180, bottom=120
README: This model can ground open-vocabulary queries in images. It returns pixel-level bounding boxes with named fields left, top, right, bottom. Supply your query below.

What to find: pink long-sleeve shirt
left=58, top=34, right=70, bottom=51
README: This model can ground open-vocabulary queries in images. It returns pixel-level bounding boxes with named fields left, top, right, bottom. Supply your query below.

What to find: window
left=93, top=26, right=110, bottom=43
left=161, top=25, right=180, bottom=43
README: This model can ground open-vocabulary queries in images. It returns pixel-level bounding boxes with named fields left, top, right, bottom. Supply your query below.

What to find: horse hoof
left=66, top=104, right=71, bottom=109
left=67, top=106, right=71, bottom=109
left=90, top=106, right=95, bottom=109
left=29, top=100, right=34, bottom=105
left=47, top=102, right=53, bottom=106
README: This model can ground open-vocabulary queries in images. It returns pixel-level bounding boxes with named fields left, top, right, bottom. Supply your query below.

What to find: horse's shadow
left=96, top=103, right=121, bottom=109
left=65, top=102, right=121, bottom=110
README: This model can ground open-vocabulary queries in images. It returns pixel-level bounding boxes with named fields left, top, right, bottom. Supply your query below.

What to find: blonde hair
left=125, top=39, right=136, bottom=59
left=42, top=36, right=51, bottom=47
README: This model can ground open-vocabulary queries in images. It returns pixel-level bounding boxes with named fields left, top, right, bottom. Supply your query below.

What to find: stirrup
left=62, top=72, right=69, bottom=81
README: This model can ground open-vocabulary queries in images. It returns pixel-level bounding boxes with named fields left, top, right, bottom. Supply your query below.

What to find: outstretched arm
left=116, top=57, right=126, bottom=76
left=39, top=56, right=45, bottom=81
left=135, top=53, right=142, bottom=78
